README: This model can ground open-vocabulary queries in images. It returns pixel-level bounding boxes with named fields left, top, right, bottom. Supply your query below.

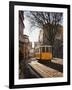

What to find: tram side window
left=42, top=47, right=45, bottom=52
left=40, top=47, right=42, bottom=52
left=37, top=48, right=39, bottom=53
left=35, top=49, right=37, bottom=53
left=35, top=48, right=39, bottom=53
left=49, top=47, right=52, bottom=52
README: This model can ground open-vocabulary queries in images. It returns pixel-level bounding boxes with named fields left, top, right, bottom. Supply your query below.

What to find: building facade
left=19, top=11, right=30, bottom=62
left=19, top=11, right=25, bottom=62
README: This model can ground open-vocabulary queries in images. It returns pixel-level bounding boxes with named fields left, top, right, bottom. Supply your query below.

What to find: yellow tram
left=34, top=45, right=52, bottom=61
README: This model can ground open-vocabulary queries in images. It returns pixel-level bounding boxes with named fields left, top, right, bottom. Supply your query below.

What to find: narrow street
left=21, top=58, right=63, bottom=78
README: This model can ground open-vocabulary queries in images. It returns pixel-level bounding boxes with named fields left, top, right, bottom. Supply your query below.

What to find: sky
left=24, top=11, right=41, bottom=47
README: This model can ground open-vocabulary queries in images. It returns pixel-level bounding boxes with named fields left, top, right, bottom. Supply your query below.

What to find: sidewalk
left=52, top=58, right=63, bottom=65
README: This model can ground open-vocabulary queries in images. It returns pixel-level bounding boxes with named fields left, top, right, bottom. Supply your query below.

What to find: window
left=49, top=47, right=52, bottom=52
left=35, top=48, right=39, bottom=53
left=46, top=47, right=52, bottom=52
left=46, top=47, right=48, bottom=52
left=42, top=47, right=45, bottom=52
left=40, top=47, right=42, bottom=52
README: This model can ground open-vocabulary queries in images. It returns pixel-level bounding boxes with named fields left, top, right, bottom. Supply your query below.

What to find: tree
left=26, top=11, right=63, bottom=46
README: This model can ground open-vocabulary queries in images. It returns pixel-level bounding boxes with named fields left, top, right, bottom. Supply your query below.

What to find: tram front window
left=42, top=47, right=45, bottom=52
left=46, top=47, right=52, bottom=52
